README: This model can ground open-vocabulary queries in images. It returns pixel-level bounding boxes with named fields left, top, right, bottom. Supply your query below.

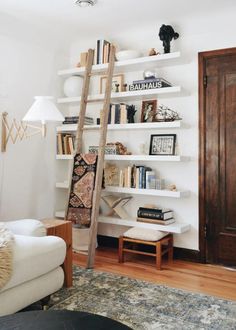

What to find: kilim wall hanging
left=67, top=154, right=97, bottom=227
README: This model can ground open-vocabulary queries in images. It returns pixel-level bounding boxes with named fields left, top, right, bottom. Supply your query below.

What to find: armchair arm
left=4, top=219, right=46, bottom=237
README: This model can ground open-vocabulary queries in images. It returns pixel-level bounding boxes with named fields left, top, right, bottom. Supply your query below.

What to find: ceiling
left=0, top=0, right=235, bottom=43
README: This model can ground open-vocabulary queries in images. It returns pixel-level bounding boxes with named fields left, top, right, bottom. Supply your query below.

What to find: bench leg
left=118, top=236, right=124, bottom=263
left=168, top=235, right=174, bottom=263
left=156, top=241, right=162, bottom=270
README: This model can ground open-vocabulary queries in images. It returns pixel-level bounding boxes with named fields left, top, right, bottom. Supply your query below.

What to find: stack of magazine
left=137, top=206, right=175, bottom=225
left=63, top=116, right=94, bottom=125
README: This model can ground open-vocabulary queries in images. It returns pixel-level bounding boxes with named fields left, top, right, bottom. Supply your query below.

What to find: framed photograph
left=100, top=74, right=124, bottom=94
left=149, top=134, right=176, bottom=155
left=141, top=100, right=157, bottom=122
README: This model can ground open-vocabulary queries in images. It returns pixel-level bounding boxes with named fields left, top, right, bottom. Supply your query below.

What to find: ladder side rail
left=64, top=49, right=95, bottom=220
left=87, top=45, right=116, bottom=268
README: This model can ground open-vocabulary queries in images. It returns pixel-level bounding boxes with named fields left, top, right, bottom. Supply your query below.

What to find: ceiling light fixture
left=74, top=0, right=95, bottom=7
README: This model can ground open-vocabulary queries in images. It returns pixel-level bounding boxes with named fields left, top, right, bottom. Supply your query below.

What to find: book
left=111, top=104, right=116, bottom=124
left=137, top=209, right=173, bottom=220
left=137, top=217, right=175, bottom=225
left=120, top=104, right=127, bottom=124
left=129, top=78, right=172, bottom=91
left=115, top=104, right=120, bottom=124
left=138, top=206, right=170, bottom=213
left=146, top=171, right=156, bottom=189
left=133, top=77, right=172, bottom=85
left=57, top=133, right=63, bottom=155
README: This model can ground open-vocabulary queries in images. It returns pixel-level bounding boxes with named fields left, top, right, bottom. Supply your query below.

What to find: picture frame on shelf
left=100, top=74, right=124, bottom=94
left=149, top=134, right=176, bottom=155
left=141, top=100, right=157, bottom=122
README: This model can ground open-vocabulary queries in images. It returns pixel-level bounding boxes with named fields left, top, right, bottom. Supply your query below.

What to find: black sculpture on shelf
left=127, top=105, right=136, bottom=123
left=159, top=24, right=179, bottom=53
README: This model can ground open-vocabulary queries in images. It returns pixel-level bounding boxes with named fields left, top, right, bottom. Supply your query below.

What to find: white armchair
left=0, top=219, right=66, bottom=316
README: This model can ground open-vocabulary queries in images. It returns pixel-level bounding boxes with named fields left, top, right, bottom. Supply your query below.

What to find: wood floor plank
left=73, top=248, right=236, bottom=301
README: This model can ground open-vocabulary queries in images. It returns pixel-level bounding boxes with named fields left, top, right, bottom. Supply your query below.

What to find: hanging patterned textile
left=67, top=154, right=97, bottom=227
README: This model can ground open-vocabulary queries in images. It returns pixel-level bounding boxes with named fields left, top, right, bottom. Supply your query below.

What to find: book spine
left=111, top=104, right=116, bottom=124
left=115, top=104, right=120, bottom=124
left=97, top=40, right=100, bottom=64
left=127, top=166, right=131, bottom=188
left=129, top=81, right=171, bottom=91
left=133, top=78, right=171, bottom=84
left=137, top=217, right=175, bottom=225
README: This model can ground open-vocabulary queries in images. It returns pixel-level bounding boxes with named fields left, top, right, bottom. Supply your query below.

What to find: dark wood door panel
left=199, top=48, right=236, bottom=266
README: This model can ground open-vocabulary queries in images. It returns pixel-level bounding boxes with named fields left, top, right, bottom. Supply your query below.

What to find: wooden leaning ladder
left=64, top=46, right=116, bottom=269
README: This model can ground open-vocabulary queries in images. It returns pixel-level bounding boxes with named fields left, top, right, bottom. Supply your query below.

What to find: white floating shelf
left=56, top=182, right=69, bottom=188
left=105, top=155, right=190, bottom=162
left=56, top=121, right=186, bottom=133
left=58, top=86, right=185, bottom=104
left=98, top=216, right=190, bottom=234
left=58, top=52, right=183, bottom=77
left=55, top=211, right=65, bottom=218
left=56, top=155, right=73, bottom=160
left=104, top=186, right=190, bottom=198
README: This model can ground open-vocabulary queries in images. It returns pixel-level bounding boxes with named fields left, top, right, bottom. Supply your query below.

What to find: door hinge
left=204, top=223, right=208, bottom=238
left=203, top=75, right=208, bottom=87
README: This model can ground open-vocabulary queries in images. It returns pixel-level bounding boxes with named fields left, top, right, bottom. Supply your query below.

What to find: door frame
left=198, top=47, right=236, bottom=263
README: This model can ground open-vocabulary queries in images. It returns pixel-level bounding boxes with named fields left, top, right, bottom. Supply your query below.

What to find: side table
left=41, top=219, right=72, bottom=287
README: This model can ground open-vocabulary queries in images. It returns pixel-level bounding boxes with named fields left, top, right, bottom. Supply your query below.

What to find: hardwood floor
left=73, top=247, right=236, bottom=301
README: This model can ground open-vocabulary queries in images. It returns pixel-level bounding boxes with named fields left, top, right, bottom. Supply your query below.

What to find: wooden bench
left=118, top=233, right=173, bottom=270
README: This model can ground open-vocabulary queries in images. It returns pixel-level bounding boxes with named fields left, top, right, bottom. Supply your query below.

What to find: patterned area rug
left=50, top=266, right=236, bottom=330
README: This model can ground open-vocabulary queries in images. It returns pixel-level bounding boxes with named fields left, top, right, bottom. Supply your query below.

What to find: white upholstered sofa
left=0, top=219, right=66, bottom=316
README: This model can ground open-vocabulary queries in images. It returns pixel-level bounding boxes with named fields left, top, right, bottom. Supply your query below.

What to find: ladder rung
left=89, top=72, right=108, bottom=77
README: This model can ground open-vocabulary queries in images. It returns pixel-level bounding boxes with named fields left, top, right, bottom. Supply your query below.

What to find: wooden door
left=199, top=48, right=236, bottom=266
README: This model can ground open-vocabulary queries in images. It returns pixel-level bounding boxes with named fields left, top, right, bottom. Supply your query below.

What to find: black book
left=115, top=104, right=120, bottom=124
left=137, top=209, right=173, bottom=220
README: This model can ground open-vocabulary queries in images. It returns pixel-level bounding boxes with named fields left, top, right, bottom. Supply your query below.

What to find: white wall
left=0, top=14, right=69, bottom=221
left=61, top=8, right=236, bottom=250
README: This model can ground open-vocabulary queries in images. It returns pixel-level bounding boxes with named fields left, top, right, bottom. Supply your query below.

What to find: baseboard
left=174, top=247, right=202, bottom=263
left=98, top=235, right=202, bottom=263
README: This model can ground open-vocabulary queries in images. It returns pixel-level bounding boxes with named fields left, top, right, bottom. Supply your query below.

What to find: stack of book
left=129, top=78, right=172, bottom=91
left=119, top=165, right=157, bottom=189
left=137, top=207, right=175, bottom=225
left=96, top=40, right=111, bottom=65
left=63, top=116, right=94, bottom=125
left=108, top=104, right=128, bottom=124
left=57, top=133, right=75, bottom=155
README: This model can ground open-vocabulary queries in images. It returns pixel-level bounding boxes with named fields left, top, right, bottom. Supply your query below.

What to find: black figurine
left=159, top=24, right=179, bottom=54
left=115, top=84, right=120, bottom=93
left=127, top=105, right=136, bottom=123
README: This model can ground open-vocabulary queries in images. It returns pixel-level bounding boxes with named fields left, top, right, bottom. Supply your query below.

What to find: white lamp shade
left=23, top=96, right=64, bottom=123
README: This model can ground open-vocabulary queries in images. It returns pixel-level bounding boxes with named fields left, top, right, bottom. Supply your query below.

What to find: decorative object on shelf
left=100, top=74, right=124, bottom=93
left=149, top=134, right=176, bottom=155
left=116, top=50, right=141, bottom=61
left=63, top=76, right=83, bottom=97
left=102, top=195, right=133, bottom=219
left=168, top=184, right=177, bottom=192
left=148, top=48, right=160, bottom=56
left=115, top=84, right=120, bottom=93
left=74, top=0, right=96, bottom=7
left=1, top=97, right=64, bottom=152
left=67, top=153, right=98, bottom=227
left=154, top=104, right=182, bottom=122
left=123, top=83, right=128, bottom=92
left=108, top=142, right=131, bottom=155
left=129, top=77, right=172, bottom=91
left=127, top=104, right=136, bottom=123
left=141, top=100, right=157, bottom=122
left=158, top=24, right=179, bottom=54
left=143, top=69, right=157, bottom=80
left=104, top=163, right=119, bottom=186
left=139, top=142, right=149, bottom=155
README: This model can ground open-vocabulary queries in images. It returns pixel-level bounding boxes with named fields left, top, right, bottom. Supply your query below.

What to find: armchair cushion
left=1, top=235, right=66, bottom=293
left=4, top=219, right=46, bottom=237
